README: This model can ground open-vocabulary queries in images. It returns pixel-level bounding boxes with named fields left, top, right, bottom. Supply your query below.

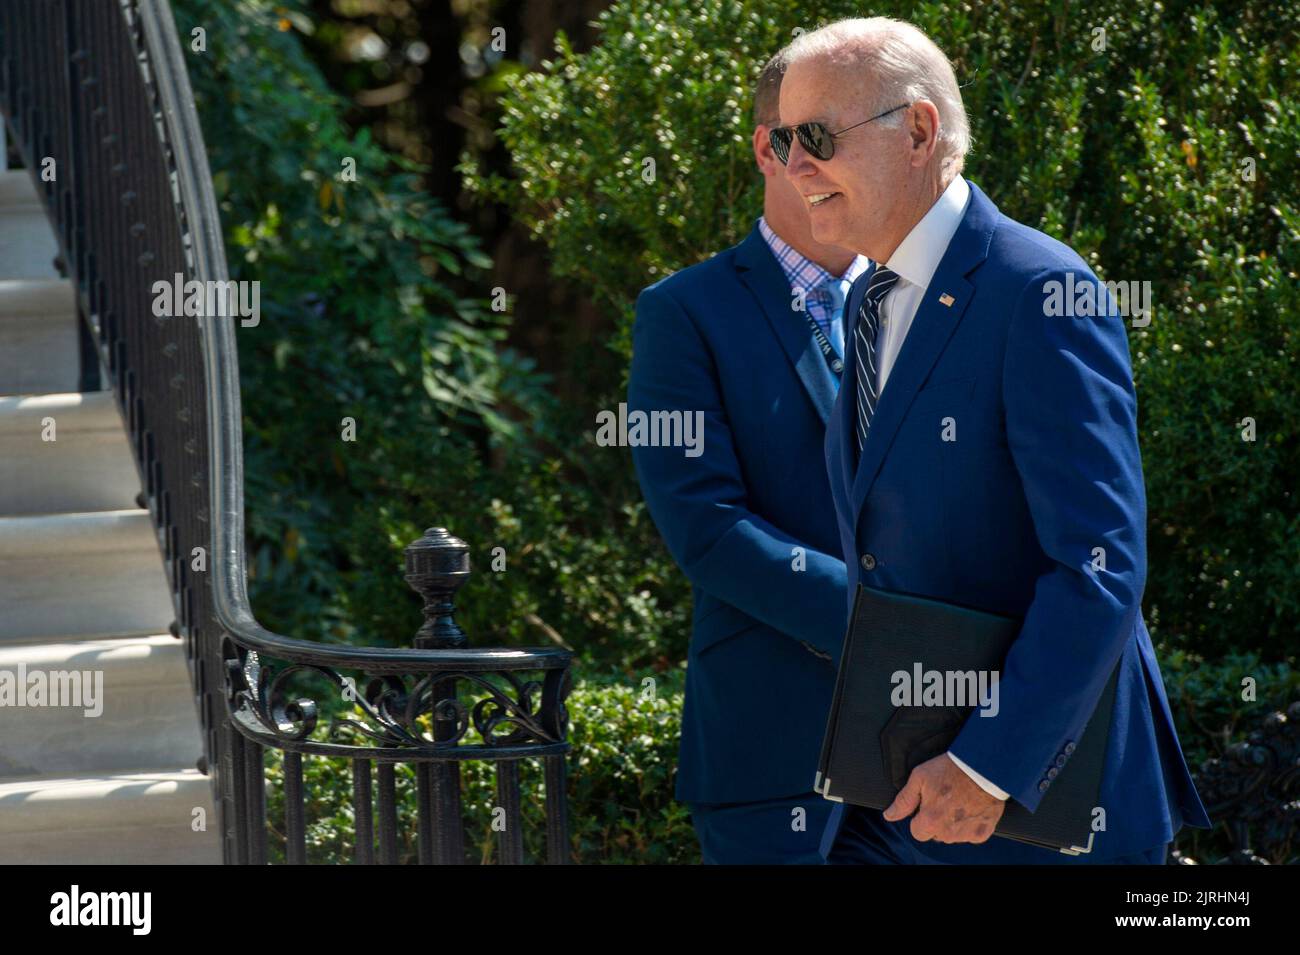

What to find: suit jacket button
left=860, top=553, right=877, bottom=571
left=1063, top=741, right=1076, bottom=755
left=1055, top=754, right=1068, bottom=768
left=1047, top=767, right=1059, bottom=779
left=1038, top=780, right=1050, bottom=793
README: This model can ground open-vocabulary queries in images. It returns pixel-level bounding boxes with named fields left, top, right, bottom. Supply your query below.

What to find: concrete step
left=0, top=391, right=140, bottom=514
left=0, top=168, right=46, bottom=207
left=0, top=279, right=80, bottom=395
left=0, top=769, right=221, bottom=864
left=0, top=206, right=61, bottom=279
left=0, top=172, right=60, bottom=280
left=0, top=510, right=175, bottom=645
left=0, top=635, right=202, bottom=778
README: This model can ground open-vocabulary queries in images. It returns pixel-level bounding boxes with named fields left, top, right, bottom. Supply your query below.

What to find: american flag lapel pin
left=938, top=293, right=955, bottom=307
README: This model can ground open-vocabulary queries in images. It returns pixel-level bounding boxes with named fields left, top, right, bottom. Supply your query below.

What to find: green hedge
left=463, top=0, right=1300, bottom=660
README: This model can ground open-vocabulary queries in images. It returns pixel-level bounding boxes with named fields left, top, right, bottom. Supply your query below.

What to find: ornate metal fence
left=1175, top=702, right=1300, bottom=865
left=0, top=0, right=571, bottom=864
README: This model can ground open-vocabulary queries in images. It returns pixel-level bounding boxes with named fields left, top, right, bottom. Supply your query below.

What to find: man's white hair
left=784, top=17, right=970, bottom=175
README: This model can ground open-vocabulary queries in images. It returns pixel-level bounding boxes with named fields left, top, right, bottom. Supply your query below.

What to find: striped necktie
left=853, top=265, right=900, bottom=460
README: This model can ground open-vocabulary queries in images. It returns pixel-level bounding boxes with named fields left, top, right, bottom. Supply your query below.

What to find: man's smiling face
left=778, top=58, right=908, bottom=259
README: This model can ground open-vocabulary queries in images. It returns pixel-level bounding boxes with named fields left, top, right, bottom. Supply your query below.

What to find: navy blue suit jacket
left=822, top=181, right=1211, bottom=861
left=628, top=222, right=848, bottom=804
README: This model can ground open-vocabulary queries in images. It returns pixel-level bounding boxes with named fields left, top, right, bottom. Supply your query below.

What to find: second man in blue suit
left=627, top=50, right=870, bottom=864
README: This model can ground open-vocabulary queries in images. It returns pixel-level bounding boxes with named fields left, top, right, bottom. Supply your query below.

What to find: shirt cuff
left=946, top=750, right=1010, bottom=801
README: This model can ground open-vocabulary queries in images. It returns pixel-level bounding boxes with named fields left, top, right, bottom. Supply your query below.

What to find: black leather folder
left=815, top=584, right=1119, bottom=854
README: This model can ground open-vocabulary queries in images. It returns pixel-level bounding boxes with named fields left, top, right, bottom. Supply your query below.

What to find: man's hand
left=882, top=753, right=1006, bottom=844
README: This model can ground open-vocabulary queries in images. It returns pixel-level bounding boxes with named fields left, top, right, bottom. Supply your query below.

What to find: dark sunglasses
left=768, top=103, right=910, bottom=164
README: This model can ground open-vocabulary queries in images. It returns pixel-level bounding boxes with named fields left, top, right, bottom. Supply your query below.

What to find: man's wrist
left=946, top=750, right=1010, bottom=801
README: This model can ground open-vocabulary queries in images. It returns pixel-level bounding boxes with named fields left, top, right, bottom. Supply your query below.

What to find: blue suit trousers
left=689, top=791, right=833, bottom=864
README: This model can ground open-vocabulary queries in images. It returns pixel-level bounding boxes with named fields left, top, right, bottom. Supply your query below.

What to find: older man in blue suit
left=769, top=17, right=1211, bottom=864
left=627, top=50, right=870, bottom=864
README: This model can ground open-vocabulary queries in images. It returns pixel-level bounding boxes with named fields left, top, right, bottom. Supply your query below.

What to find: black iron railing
left=0, top=0, right=572, bottom=864
left=1175, top=702, right=1300, bottom=865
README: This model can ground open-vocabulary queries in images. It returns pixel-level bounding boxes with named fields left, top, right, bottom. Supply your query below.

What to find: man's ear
left=908, top=101, right=941, bottom=166
left=752, top=124, right=777, bottom=175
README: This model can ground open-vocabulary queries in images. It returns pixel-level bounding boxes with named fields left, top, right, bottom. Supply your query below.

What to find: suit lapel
left=847, top=182, right=1000, bottom=514
left=735, top=224, right=837, bottom=425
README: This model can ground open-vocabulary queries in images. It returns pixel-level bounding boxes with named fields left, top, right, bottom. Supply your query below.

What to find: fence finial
left=404, top=527, right=470, bottom=649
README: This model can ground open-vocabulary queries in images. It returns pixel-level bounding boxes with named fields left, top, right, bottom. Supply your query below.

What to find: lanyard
left=800, top=289, right=844, bottom=378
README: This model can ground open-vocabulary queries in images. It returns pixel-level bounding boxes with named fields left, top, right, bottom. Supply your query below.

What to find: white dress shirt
left=869, top=174, right=1011, bottom=803
left=874, top=174, right=970, bottom=394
